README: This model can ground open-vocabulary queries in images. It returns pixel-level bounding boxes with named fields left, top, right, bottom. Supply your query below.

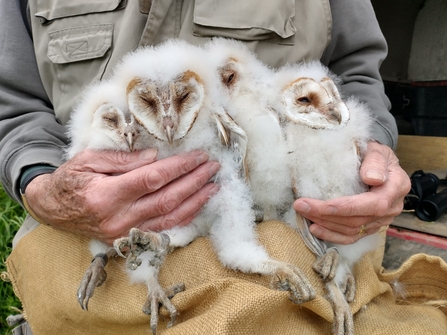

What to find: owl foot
left=312, top=247, right=339, bottom=282
left=77, top=247, right=117, bottom=310
left=143, top=277, right=186, bottom=335
left=113, top=228, right=171, bottom=271
left=271, top=263, right=317, bottom=304
left=325, top=280, right=354, bottom=335
left=339, top=272, right=356, bottom=303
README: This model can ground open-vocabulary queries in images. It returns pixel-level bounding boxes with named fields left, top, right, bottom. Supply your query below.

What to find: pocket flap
left=47, top=24, right=113, bottom=64
left=35, top=0, right=123, bottom=22
left=193, top=0, right=296, bottom=39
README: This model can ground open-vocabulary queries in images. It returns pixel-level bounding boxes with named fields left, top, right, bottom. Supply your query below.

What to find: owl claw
left=313, top=247, right=339, bottom=282
left=339, top=272, right=356, bottom=303
left=143, top=279, right=185, bottom=334
left=113, top=237, right=130, bottom=258
left=271, top=263, right=316, bottom=304
left=325, top=281, right=354, bottom=335
left=77, top=252, right=111, bottom=310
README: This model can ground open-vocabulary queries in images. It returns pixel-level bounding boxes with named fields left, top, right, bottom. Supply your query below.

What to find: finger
left=309, top=222, right=382, bottom=245
left=73, top=148, right=158, bottom=174
left=294, top=188, right=402, bottom=219
left=359, top=142, right=389, bottom=186
left=308, top=215, right=393, bottom=236
left=114, top=151, right=211, bottom=201
left=138, top=183, right=220, bottom=231
left=134, top=161, right=220, bottom=217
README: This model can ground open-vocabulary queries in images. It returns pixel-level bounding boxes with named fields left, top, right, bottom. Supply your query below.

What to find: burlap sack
left=6, top=221, right=447, bottom=334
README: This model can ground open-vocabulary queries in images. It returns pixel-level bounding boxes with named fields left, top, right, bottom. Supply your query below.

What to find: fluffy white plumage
left=276, top=61, right=382, bottom=335
left=205, top=38, right=293, bottom=221
left=69, top=39, right=316, bottom=334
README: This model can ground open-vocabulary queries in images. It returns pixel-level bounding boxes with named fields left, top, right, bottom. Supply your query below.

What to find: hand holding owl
left=294, top=141, right=410, bottom=245
left=24, top=146, right=218, bottom=244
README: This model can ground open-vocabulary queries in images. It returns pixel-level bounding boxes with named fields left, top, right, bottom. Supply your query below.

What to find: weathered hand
left=293, top=141, right=411, bottom=244
left=24, top=148, right=220, bottom=244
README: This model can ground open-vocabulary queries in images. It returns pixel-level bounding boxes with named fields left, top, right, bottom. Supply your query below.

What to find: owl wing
left=213, top=107, right=249, bottom=180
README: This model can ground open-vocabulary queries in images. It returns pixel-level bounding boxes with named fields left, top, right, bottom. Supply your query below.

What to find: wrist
left=19, top=165, right=57, bottom=224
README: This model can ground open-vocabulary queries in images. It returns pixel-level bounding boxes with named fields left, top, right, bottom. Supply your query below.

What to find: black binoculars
left=403, top=170, right=447, bottom=222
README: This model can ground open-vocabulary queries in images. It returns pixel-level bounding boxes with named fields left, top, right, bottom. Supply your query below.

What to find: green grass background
left=0, top=183, right=25, bottom=334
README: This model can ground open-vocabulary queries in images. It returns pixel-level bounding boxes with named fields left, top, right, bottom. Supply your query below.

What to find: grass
left=0, top=183, right=25, bottom=334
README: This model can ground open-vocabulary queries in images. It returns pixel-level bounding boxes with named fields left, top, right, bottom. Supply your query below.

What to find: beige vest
left=28, top=0, right=331, bottom=125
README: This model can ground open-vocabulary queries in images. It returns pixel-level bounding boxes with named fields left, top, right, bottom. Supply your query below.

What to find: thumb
left=360, top=141, right=388, bottom=186
left=72, top=148, right=158, bottom=174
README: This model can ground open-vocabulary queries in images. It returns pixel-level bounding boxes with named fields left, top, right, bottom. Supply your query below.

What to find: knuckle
left=143, top=168, right=167, bottom=191
left=376, top=198, right=391, bottom=216
left=112, top=151, right=133, bottom=165
left=178, top=157, right=193, bottom=175
left=157, top=191, right=182, bottom=214
left=159, top=213, right=180, bottom=230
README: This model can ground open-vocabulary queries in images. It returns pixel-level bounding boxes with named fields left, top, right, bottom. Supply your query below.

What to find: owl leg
left=338, top=271, right=356, bottom=303
left=142, top=274, right=185, bottom=335
left=77, top=246, right=118, bottom=310
left=116, top=228, right=185, bottom=334
left=113, top=228, right=172, bottom=270
left=312, top=247, right=339, bottom=282
left=325, top=280, right=354, bottom=335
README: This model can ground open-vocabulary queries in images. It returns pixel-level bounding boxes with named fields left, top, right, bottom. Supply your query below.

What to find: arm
left=296, top=0, right=411, bottom=244
left=0, top=1, right=219, bottom=244
left=0, top=0, right=66, bottom=202
left=321, top=0, right=397, bottom=148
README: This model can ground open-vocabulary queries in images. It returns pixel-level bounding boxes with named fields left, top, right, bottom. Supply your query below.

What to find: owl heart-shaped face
left=92, top=103, right=140, bottom=152
left=282, top=77, right=350, bottom=130
left=126, top=71, right=205, bottom=144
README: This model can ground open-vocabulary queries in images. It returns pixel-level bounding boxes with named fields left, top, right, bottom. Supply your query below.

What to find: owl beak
left=165, top=125, right=174, bottom=144
left=327, top=107, right=342, bottom=125
left=125, top=132, right=134, bottom=152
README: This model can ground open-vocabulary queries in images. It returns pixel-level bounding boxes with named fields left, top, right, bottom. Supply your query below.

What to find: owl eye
left=103, top=115, right=118, bottom=126
left=227, top=73, right=235, bottom=84
left=179, top=92, right=190, bottom=102
left=297, top=97, right=311, bottom=104
left=141, top=96, right=156, bottom=109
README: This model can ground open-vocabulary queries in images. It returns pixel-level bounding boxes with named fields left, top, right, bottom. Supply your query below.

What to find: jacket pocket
left=192, top=0, right=296, bottom=45
left=30, top=0, right=128, bottom=124
left=47, top=24, right=113, bottom=64
left=35, top=0, right=127, bottom=24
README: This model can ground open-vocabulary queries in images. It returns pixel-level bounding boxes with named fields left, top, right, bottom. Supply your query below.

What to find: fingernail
left=195, top=152, right=209, bottom=164
left=140, top=149, right=157, bottom=161
left=294, top=201, right=311, bottom=214
left=209, top=183, right=220, bottom=196
left=321, top=206, right=337, bottom=215
left=209, top=162, right=220, bottom=177
left=366, top=169, right=386, bottom=182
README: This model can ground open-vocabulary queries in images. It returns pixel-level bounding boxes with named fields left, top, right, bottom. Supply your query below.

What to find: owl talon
left=339, top=273, right=356, bottom=303
left=77, top=251, right=112, bottom=310
left=313, top=247, right=339, bottom=282
left=142, top=280, right=185, bottom=334
left=113, top=237, right=130, bottom=258
left=325, top=281, right=354, bottom=335
left=271, top=263, right=316, bottom=304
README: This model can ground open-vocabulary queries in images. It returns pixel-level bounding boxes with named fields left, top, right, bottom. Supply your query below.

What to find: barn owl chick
left=205, top=38, right=293, bottom=221
left=65, top=81, right=152, bottom=159
left=74, top=40, right=316, bottom=334
left=276, top=61, right=382, bottom=335
left=65, top=80, right=163, bottom=316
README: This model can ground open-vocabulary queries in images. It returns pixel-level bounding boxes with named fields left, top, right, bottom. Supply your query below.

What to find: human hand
left=293, top=141, right=411, bottom=244
left=24, top=149, right=220, bottom=244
